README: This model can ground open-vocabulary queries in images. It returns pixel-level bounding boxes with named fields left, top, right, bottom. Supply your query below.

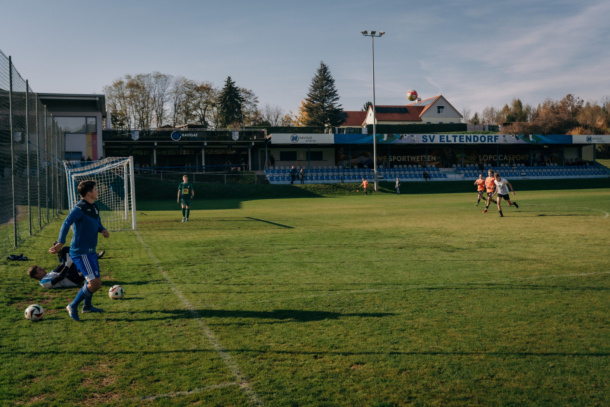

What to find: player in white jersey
left=493, top=172, right=519, bottom=217
left=28, top=246, right=105, bottom=289
left=28, top=262, right=85, bottom=288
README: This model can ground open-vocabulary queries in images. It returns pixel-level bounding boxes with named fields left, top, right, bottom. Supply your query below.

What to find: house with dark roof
left=339, top=95, right=463, bottom=131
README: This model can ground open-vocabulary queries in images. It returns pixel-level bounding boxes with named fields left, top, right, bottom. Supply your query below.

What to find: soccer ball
left=25, top=304, right=44, bottom=321
left=407, top=90, right=418, bottom=101
left=108, top=285, right=125, bottom=299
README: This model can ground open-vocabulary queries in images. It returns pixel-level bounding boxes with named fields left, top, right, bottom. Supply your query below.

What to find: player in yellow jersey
left=177, top=174, right=195, bottom=222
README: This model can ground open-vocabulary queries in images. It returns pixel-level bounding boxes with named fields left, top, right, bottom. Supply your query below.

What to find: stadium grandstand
left=265, top=162, right=610, bottom=184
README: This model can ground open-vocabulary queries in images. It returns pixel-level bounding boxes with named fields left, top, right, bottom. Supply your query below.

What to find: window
left=65, top=151, right=83, bottom=160
left=86, top=117, right=97, bottom=132
left=437, top=106, right=445, bottom=114
left=280, top=151, right=297, bottom=161
left=307, top=151, right=323, bottom=161
left=55, top=117, right=97, bottom=133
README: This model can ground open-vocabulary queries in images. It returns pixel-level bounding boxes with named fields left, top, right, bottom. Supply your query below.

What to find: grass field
left=1, top=186, right=609, bottom=406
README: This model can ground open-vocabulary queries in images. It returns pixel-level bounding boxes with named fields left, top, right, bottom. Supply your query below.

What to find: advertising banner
left=572, top=135, right=610, bottom=144
left=272, top=133, right=335, bottom=144
left=334, top=134, right=574, bottom=144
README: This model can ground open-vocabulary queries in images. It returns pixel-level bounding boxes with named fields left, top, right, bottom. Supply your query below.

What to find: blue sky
left=1, top=0, right=609, bottom=118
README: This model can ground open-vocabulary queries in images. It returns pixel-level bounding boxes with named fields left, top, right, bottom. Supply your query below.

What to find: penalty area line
left=135, top=231, right=264, bottom=406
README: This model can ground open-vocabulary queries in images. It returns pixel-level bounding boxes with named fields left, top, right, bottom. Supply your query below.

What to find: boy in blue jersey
left=49, top=180, right=110, bottom=321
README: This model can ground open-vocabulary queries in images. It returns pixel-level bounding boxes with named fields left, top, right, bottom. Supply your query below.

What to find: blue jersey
left=58, top=200, right=106, bottom=257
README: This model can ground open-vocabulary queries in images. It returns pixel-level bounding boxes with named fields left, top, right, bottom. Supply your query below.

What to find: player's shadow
left=107, top=309, right=394, bottom=323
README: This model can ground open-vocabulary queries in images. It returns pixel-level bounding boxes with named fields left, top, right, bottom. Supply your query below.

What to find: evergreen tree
left=218, top=76, right=244, bottom=128
left=303, top=62, right=344, bottom=127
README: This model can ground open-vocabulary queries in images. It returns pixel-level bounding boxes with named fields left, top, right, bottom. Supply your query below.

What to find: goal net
left=63, top=157, right=136, bottom=231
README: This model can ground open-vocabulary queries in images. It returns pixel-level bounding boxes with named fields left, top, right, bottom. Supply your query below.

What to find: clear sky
left=1, top=0, right=609, bottom=118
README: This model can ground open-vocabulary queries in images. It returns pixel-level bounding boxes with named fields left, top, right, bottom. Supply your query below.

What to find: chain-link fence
left=0, top=51, right=65, bottom=257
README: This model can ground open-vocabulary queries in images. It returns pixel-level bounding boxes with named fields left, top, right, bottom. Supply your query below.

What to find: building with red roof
left=339, top=95, right=463, bottom=130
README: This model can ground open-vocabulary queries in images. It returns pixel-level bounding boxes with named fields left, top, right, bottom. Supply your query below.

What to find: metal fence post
left=9, top=56, right=18, bottom=248
left=44, top=108, right=49, bottom=224
left=26, top=80, right=32, bottom=236
left=36, top=97, right=41, bottom=229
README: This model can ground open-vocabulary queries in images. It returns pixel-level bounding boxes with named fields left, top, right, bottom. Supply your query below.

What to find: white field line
left=135, top=381, right=239, bottom=401
left=220, top=271, right=610, bottom=307
left=135, top=231, right=263, bottom=406
left=584, top=208, right=610, bottom=218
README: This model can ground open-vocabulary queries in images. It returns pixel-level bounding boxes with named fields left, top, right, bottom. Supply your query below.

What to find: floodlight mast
left=361, top=30, right=385, bottom=191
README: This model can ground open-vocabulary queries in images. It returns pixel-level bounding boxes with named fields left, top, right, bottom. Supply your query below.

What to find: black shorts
left=497, top=193, right=510, bottom=200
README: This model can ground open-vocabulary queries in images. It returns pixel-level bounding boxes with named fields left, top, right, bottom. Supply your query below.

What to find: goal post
left=63, top=157, right=137, bottom=231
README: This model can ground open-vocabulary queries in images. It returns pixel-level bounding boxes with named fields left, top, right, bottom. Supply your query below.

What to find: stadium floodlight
left=361, top=30, right=386, bottom=191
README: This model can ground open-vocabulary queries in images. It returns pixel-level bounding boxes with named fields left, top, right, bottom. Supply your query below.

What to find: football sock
left=71, top=285, right=93, bottom=308
left=182, top=208, right=186, bottom=217
left=186, top=208, right=190, bottom=219
left=83, top=293, right=96, bottom=309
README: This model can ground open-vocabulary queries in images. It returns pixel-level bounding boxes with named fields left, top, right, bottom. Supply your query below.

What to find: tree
left=302, top=62, right=344, bottom=127
left=217, top=76, right=244, bottom=128
left=125, top=74, right=156, bottom=129
left=290, top=100, right=310, bottom=127
left=461, top=107, right=471, bottom=124
left=470, top=112, right=480, bottom=125
left=261, top=104, right=286, bottom=126
left=480, top=106, right=499, bottom=125
left=169, top=77, right=196, bottom=126
left=362, top=101, right=372, bottom=112
left=239, top=88, right=260, bottom=126
left=191, top=82, right=216, bottom=128
left=104, top=79, right=130, bottom=129
left=151, top=72, right=172, bottom=128
left=576, top=102, right=608, bottom=134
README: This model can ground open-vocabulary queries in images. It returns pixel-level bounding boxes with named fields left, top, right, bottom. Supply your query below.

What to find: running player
left=177, top=174, right=195, bottom=222
left=482, top=169, right=497, bottom=213
left=474, top=174, right=485, bottom=205
left=494, top=172, right=519, bottom=217
left=358, top=178, right=369, bottom=196
left=49, top=180, right=109, bottom=321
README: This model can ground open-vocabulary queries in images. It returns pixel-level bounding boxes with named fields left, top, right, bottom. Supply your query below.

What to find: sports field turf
left=1, top=187, right=609, bottom=406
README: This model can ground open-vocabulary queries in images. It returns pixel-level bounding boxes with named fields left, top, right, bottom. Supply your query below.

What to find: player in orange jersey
left=358, top=178, right=369, bottom=196
left=482, top=169, right=497, bottom=213
left=474, top=174, right=485, bottom=206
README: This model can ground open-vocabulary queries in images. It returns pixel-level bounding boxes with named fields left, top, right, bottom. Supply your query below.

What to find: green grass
left=1, top=188, right=609, bottom=406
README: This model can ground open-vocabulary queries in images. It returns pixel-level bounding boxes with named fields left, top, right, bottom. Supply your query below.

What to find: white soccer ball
left=25, top=304, right=44, bottom=321
left=108, top=285, right=125, bottom=299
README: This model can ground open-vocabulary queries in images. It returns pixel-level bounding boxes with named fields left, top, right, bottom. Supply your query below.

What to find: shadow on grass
left=104, top=309, right=394, bottom=323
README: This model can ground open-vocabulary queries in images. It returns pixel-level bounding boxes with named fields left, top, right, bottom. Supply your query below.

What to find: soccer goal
left=63, top=157, right=136, bottom=231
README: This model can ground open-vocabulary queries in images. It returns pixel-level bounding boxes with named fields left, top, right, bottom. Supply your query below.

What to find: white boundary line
left=135, top=231, right=263, bottom=406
